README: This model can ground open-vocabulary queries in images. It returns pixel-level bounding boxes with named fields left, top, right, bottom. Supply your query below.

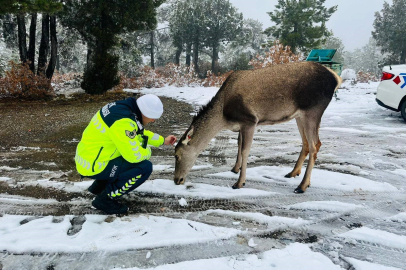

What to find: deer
left=174, top=62, right=342, bottom=193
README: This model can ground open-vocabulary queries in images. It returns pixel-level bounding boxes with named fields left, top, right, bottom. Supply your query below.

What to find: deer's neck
left=190, top=101, right=225, bottom=152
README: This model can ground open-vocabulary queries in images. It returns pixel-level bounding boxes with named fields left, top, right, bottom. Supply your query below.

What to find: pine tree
left=265, top=0, right=337, bottom=54
left=0, top=0, right=62, bottom=77
left=60, top=0, right=164, bottom=94
left=373, top=0, right=406, bottom=64
left=169, top=0, right=205, bottom=74
left=221, top=19, right=266, bottom=71
left=202, top=0, right=243, bottom=74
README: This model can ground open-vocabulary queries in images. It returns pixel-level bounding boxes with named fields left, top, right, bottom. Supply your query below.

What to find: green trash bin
left=305, top=49, right=343, bottom=76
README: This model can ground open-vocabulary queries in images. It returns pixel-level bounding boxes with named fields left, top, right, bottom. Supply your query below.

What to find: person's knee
left=143, top=160, right=153, bottom=175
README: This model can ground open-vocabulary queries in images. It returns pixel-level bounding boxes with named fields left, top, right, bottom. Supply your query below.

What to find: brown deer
left=174, top=62, right=342, bottom=193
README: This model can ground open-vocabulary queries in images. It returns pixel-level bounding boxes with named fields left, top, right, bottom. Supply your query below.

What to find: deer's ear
left=182, top=126, right=194, bottom=145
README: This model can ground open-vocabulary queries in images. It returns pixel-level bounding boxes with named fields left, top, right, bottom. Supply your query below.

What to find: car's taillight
left=381, top=71, right=395, bottom=81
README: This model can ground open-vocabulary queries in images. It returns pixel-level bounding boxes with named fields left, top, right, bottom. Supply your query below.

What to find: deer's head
left=174, top=126, right=198, bottom=185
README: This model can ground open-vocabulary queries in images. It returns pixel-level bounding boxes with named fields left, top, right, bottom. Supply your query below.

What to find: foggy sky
left=230, top=0, right=392, bottom=52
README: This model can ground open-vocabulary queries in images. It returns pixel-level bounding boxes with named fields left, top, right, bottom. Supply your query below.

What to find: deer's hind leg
left=285, top=118, right=309, bottom=178
left=231, top=131, right=242, bottom=174
left=294, top=113, right=322, bottom=194
left=232, top=125, right=255, bottom=189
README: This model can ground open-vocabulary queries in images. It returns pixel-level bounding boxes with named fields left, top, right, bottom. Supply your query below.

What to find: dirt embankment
left=0, top=92, right=194, bottom=181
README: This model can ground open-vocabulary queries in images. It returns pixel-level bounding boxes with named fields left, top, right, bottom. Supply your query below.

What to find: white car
left=376, top=64, right=406, bottom=121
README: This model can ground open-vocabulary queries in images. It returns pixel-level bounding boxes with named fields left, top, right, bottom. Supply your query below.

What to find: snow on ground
left=153, top=165, right=173, bottom=172
left=0, top=214, right=240, bottom=253
left=205, top=209, right=310, bottom=230
left=390, top=169, right=406, bottom=177
left=0, top=166, right=20, bottom=171
left=116, top=243, right=343, bottom=270
left=0, top=195, right=57, bottom=205
left=2, top=81, right=406, bottom=269
left=153, top=164, right=212, bottom=172
left=208, top=166, right=398, bottom=192
left=136, top=179, right=277, bottom=199
left=125, top=86, right=219, bottom=107
left=339, top=227, right=406, bottom=250
left=8, top=178, right=277, bottom=199
left=386, top=212, right=406, bottom=222
left=287, top=201, right=364, bottom=213
left=343, top=257, right=403, bottom=270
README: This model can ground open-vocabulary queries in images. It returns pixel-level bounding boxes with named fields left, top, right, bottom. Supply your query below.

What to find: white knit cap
left=136, top=94, right=163, bottom=119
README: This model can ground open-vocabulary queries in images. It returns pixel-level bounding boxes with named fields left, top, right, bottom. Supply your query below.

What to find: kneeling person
left=75, top=94, right=177, bottom=214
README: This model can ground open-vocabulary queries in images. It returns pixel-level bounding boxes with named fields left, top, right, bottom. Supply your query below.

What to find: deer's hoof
left=232, top=183, right=245, bottom=189
left=294, top=187, right=305, bottom=194
left=231, top=167, right=241, bottom=174
left=285, top=173, right=300, bottom=178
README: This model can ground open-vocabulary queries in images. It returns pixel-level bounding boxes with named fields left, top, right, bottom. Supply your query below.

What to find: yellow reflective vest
left=75, top=98, right=164, bottom=176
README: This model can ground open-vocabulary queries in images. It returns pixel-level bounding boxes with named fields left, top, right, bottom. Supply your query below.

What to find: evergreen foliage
left=265, top=0, right=337, bottom=54
left=0, top=0, right=61, bottom=68
left=202, top=0, right=243, bottom=74
left=60, top=0, right=163, bottom=94
left=0, top=0, right=62, bottom=14
left=168, top=0, right=243, bottom=75
left=221, top=19, right=267, bottom=72
left=81, top=51, right=120, bottom=95
left=343, top=38, right=384, bottom=77
left=372, top=0, right=406, bottom=64
left=169, top=0, right=205, bottom=72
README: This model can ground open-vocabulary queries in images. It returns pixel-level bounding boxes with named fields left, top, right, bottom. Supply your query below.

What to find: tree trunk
left=46, top=16, right=57, bottom=79
left=3, top=14, right=17, bottom=48
left=16, top=14, right=27, bottom=64
left=37, top=14, right=50, bottom=76
left=27, top=13, right=37, bottom=73
left=56, top=54, right=60, bottom=72
left=186, top=42, right=192, bottom=66
left=401, top=50, right=406, bottom=64
left=193, top=39, right=199, bottom=75
left=211, top=45, right=219, bottom=75
left=175, top=47, right=181, bottom=65
left=150, top=31, right=155, bottom=69
left=86, top=46, right=94, bottom=70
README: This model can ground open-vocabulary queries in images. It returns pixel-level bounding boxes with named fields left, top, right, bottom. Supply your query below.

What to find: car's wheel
left=401, top=100, right=406, bottom=122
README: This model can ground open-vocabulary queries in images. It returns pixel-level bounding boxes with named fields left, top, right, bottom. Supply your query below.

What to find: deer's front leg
left=231, top=131, right=242, bottom=174
left=233, top=125, right=255, bottom=189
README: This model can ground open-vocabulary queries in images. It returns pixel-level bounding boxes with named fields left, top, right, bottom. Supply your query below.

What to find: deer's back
left=222, top=62, right=339, bottom=124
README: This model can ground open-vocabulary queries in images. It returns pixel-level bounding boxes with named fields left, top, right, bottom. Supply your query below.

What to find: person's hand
left=164, top=135, right=177, bottom=145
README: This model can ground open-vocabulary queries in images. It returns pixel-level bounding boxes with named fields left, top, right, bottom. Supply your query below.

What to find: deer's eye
left=175, top=155, right=180, bottom=161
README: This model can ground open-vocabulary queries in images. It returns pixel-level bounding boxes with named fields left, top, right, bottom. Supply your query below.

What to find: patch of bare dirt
left=0, top=91, right=194, bottom=182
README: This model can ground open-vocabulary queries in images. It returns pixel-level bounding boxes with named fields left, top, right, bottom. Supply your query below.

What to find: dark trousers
left=89, top=156, right=152, bottom=199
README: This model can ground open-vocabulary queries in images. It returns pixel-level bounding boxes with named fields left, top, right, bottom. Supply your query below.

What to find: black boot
left=88, top=180, right=109, bottom=195
left=91, top=189, right=128, bottom=215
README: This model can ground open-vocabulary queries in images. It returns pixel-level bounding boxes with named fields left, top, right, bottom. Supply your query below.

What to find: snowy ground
left=1, top=81, right=406, bottom=270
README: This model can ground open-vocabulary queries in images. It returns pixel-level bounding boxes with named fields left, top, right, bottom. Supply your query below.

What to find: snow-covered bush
left=249, top=40, right=302, bottom=69
left=341, top=69, right=356, bottom=81
left=0, top=62, right=54, bottom=99
left=51, top=72, right=83, bottom=92
left=158, top=64, right=201, bottom=87
left=356, top=71, right=378, bottom=83
left=121, top=63, right=230, bottom=89
left=121, top=66, right=166, bottom=89
left=202, top=70, right=233, bottom=87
